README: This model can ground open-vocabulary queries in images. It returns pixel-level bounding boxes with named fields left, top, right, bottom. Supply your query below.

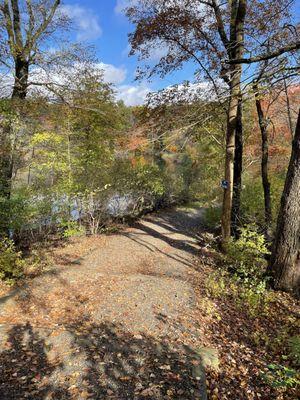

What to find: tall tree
left=268, top=109, right=300, bottom=296
left=1, top=0, right=62, bottom=99
left=126, top=0, right=248, bottom=244
left=0, top=0, right=90, bottom=184
left=253, top=81, right=272, bottom=230
left=126, top=0, right=296, bottom=245
left=231, top=98, right=243, bottom=237
left=220, top=0, right=247, bottom=244
left=0, top=0, right=65, bottom=205
left=252, top=74, right=297, bottom=233
left=231, top=18, right=299, bottom=235
left=0, top=0, right=89, bottom=235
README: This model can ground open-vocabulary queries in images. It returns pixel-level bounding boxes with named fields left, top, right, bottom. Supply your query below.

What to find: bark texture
left=221, top=0, right=246, bottom=244
left=0, top=123, right=13, bottom=200
left=269, top=109, right=300, bottom=297
left=12, top=56, right=29, bottom=99
left=0, top=121, right=14, bottom=234
left=231, top=98, right=243, bottom=237
left=254, top=88, right=272, bottom=229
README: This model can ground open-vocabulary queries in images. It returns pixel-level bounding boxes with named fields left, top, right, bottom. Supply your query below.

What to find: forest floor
left=0, top=207, right=210, bottom=400
left=0, top=206, right=299, bottom=399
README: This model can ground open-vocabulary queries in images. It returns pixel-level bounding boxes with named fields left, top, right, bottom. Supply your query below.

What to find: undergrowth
left=0, top=238, right=25, bottom=284
left=206, top=224, right=272, bottom=316
left=204, top=224, right=300, bottom=396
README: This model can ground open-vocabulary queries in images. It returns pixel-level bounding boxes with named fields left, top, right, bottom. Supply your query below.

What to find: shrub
left=0, top=238, right=25, bottom=283
left=288, top=335, right=300, bottom=366
left=225, top=225, right=271, bottom=314
left=205, top=270, right=226, bottom=298
left=262, top=363, right=300, bottom=389
left=225, top=224, right=270, bottom=285
left=205, top=225, right=272, bottom=316
left=59, top=221, right=86, bottom=238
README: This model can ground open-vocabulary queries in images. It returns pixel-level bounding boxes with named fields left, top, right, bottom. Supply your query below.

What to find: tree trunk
left=12, top=55, right=29, bottom=99
left=231, top=97, right=243, bottom=237
left=221, top=0, right=246, bottom=246
left=284, top=77, right=294, bottom=139
left=0, top=121, right=14, bottom=234
left=0, top=55, right=28, bottom=233
left=1, top=55, right=29, bottom=198
left=254, top=88, right=272, bottom=230
left=221, top=75, right=240, bottom=243
left=268, top=109, right=300, bottom=297
left=0, top=123, right=13, bottom=200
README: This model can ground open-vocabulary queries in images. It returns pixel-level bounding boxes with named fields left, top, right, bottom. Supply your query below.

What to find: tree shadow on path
left=0, top=319, right=207, bottom=400
left=131, top=221, right=199, bottom=257
left=143, top=209, right=204, bottom=239
left=0, top=322, right=71, bottom=400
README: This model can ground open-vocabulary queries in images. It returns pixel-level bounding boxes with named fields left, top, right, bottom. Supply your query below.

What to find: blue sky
left=62, top=0, right=300, bottom=106
left=62, top=0, right=196, bottom=105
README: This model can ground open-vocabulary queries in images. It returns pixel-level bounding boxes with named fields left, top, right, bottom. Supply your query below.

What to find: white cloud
left=27, top=63, right=127, bottom=89
left=115, top=0, right=136, bottom=14
left=0, top=66, right=221, bottom=107
left=60, top=4, right=102, bottom=41
left=117, top=84, right=151, bottom=106
left=0, top=63, right=150, bottom=107
left=97, top=63, right=151, bottom=106
left=98, top=63, right=127, bottom=84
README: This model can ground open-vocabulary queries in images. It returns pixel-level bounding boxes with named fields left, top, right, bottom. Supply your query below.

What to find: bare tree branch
left=228, top=40, right=300, bottom=64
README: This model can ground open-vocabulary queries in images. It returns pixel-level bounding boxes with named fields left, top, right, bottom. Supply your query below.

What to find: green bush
left=262, top=363, right=299, bottom=389
left=0, top=238, right=25, bottom=283
left=225, top=224, right=269, bottom=284
left=205, top=225, right=272, bottom=315
left=59, top=221, right=86, bottom=238
left=288, top=335, right=300, bottom=366
left=225, top=225, right=271, bottom=314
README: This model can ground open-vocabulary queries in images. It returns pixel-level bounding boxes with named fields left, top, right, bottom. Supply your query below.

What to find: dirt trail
left=0, top=207, right=209, bottom=400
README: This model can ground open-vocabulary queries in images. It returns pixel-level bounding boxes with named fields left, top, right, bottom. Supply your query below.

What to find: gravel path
left=0, top=207, right=208, bottom=400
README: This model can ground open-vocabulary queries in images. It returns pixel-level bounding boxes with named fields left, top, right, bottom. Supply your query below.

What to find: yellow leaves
left=31, top=131, right=65, bottom=146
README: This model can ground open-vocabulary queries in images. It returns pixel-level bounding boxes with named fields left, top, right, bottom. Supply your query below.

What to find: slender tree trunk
left=0, top=124, right=13, bottom=200
left=268, top=109, right=300, bottom=297
left=254, top=87, right=272, bottom=230
left=67, top=124, right=73, bottom=219
left=27, top=147, right=35, bottom=185
left=221, top=74, right=241, bottom=243
left=221, top=0, right=246, bottom=246
left=0, top=120, right=14, bottom=235
left=283, top=77, right=294, bottom=139
left=231, top=97, right=243, bottom=237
